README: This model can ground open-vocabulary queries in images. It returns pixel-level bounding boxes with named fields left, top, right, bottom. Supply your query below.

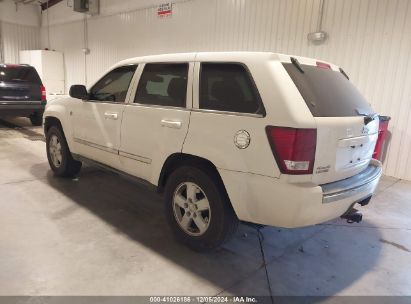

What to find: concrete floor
left=0, top=117, right=411, bottom=297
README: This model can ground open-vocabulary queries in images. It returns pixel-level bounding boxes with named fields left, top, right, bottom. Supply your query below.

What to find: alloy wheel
left=172, top=182, right=212, bottom=236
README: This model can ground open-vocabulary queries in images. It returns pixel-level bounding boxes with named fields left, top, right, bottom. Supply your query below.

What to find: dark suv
left=0, top=64, right=46, bottom=126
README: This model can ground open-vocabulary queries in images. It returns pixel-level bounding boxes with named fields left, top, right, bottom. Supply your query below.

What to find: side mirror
left=69, top=85, right=89, bottom=100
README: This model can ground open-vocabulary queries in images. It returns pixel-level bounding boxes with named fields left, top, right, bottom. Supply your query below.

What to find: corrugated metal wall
left=41, top=0, right=411, bottom=180
left=1, top=22, right=40, bottom=63
left=41, top=21, right=86, bottom=90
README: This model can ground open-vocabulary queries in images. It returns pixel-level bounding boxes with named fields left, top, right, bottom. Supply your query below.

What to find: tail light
left=40, top=85, right=46, bottom=101
left=266, top=126, right=317, bottom=175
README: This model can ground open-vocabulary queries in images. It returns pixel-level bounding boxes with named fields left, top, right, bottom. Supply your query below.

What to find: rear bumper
left=0, top=101, right=45, bottom=116
left=321, top=159, right=382, bottom=204
left=219, top=160, right=383, bottom=228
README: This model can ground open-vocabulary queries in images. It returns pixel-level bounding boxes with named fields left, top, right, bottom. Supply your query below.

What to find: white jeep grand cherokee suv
left=43, top=52, right=382, bottom=251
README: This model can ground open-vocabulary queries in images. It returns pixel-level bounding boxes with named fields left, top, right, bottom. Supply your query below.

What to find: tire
left=164, top=165, right=239, bottom=252
left=46, top=126, right=82, bottom=177
left=30, top=113, right=43, bottom=126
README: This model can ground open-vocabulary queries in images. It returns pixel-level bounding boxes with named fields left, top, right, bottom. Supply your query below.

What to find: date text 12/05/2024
left=149, top=296, right=258, bottom=303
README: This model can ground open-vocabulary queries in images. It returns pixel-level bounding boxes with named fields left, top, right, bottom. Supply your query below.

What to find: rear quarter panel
left=183, top=53, right=316, bottom=178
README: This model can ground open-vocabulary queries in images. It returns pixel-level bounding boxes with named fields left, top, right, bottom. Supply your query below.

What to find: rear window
left=200, top=63, right=265, bottom=115
left=0, top=66, right=42, bottom=84
left=283, top=63, right=373, bottom=117
left=135, top=63, right=188, bottom=108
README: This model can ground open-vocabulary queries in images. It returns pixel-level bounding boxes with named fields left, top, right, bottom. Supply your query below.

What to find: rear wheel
left=29, top=112, right=43, bottom=126
left=46, top=126, right=82, bottom=177
left=164, top=165, right=238, bottom=251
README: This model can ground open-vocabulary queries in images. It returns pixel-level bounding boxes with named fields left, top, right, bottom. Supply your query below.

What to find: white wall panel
left=40, top=22, right=85, bottom=90
left=1, top=22, right=40, bottom=64
left=0, top=0, right=40, bottom=26
left=41, top=0, right=411, bottom=180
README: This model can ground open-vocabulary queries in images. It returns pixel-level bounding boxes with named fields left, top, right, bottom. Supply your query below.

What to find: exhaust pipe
left=341, top=209, right=363, bottom=224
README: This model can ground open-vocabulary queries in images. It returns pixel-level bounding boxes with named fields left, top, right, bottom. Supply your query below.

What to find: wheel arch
left=43, top=113, right=75, bottom=153
left=158, top=153, right=227, bottom=196
left=159, top=152, right=242, bottom=228
left=44, top=116, right=63, bottom=134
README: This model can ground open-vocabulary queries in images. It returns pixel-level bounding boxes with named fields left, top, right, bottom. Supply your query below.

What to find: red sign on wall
left=157, top=2, right=173, bottom=18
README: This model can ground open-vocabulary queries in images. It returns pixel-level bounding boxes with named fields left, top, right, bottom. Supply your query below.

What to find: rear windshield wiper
left=356, top=111, right=378, bottom=125
left=364, top=113, right=379, bottom=125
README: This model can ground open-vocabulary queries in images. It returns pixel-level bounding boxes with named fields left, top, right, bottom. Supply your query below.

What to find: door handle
left=161, top=119, right=182, bottom=129
left=104, top=112, right=118, bottom=120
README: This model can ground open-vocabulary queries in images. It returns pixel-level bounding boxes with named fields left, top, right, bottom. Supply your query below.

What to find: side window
left=89, top=65, right=137, bottom=103
left=199, top=63, right=264, bottom=114
left=135, top=63, right=188, bottom=108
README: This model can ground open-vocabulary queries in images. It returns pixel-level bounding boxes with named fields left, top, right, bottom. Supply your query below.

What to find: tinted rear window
left=200, top=63, right=265, bottom=115
left=283, top=63, right=373, bottom=117
left=135, top=63, right=188, bottom=108
left=0, top=66, right=42, bottom=84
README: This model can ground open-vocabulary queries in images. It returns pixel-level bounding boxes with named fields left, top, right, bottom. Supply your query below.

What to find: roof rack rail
left=291, top=57, right=304, bottom=73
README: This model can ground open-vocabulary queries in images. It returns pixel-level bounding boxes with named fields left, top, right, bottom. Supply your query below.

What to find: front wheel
left=46, top=126, right=82, bottom=177
left=164, top=166, right=238, bottom=251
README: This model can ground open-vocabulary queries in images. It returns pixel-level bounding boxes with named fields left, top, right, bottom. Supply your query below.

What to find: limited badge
left=234, top=130, right=251, bottom=149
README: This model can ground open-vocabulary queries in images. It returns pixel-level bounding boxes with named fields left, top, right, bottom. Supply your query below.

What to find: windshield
left=283, top=63, right=373, bottom=117
left=0, top=66, right=42, bottom=84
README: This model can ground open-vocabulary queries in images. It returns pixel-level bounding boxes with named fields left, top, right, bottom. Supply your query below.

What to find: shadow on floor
left=27, top=159, right=384, bottom=298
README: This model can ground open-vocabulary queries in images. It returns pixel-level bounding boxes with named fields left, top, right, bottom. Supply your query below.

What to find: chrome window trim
left=124, top=103, right=263, bottom=117
left=126, top=102, right=190, bottom=112
left=82, top=99, right=126, bottom=105
left=191, top=108, right=264, bottom=118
